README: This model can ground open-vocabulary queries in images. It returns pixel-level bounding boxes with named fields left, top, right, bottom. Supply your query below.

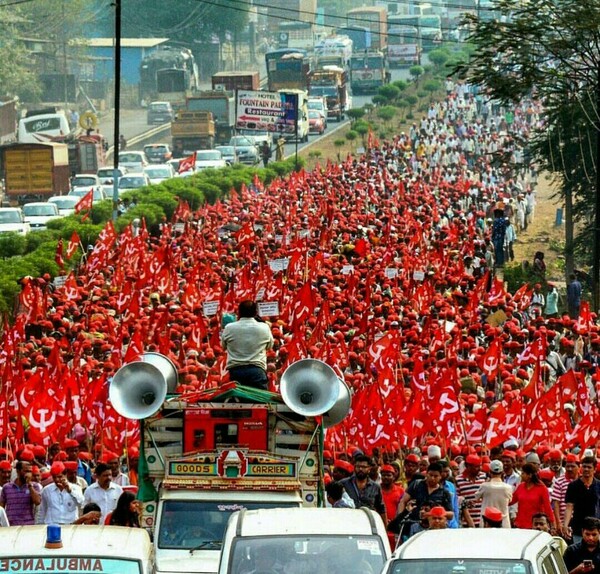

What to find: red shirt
left=511, top=482, right=553, bottom=529
left=382, top=484, right=404, bottom=521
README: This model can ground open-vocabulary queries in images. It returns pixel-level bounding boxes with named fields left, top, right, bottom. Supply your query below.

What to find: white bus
left=18, top=111, right=70, bottom=143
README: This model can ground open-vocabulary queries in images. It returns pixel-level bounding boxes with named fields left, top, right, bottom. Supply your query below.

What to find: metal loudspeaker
left=322, top=379, right=352, bottom=428
left=141, top=352, right=178, bottom=393
left=109, top=361, right=168, bottom=420
left=280, top=359, right=341, bottom=417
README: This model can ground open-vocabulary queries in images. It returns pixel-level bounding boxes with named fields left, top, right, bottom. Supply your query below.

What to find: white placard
left=275, top=234, right=283, bottom=243
left=385, top=267, right=398, bottom=279
left=203, top=300, right=219, bottom=317
left=258, top=301, right=280, bottom=317
left=342, top=264, right=354, bottom=275
left=53, top=276, right=67, bottom=288
left=268, top=258, right=290, bottom=272
left=413, top=271, right=425, bottom=281
left=256, top=287, right=265, bottom=301
left=297, top=229, right=310, bottom=239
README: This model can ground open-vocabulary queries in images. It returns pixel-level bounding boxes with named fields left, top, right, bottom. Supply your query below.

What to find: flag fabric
left=66, top=231, right=81, bottom=259
left=75, top=189, right=94, bottom=220
left=55, top=238, right=65, bottom=268
left=178, top=152, right=196, bottom=174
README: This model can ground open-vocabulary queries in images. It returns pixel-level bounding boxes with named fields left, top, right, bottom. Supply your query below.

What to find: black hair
left=109, top=491, right=140, bottom=527
left=238, top=300, right=257, bottom=318
left=94, top=462, right=110, bottom=477
left=82, top=502, right=101, bottom=514
left=325, top=480, right=345, bottom=501
left=353, top=454, right=372, bottom=466
left=427, top=462, right=443, bottom=473
left=582, top=517, right=600, bottom=532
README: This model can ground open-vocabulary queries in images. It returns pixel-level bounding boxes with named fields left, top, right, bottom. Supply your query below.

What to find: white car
left=22, top=202, right=61, bottom=230
left=47, top=195, right=80, bottom=216
left=97, top=167, right=127, bottom=194
left=118, top=173, right=151, bottom=194
left=70, top=174, right=103, bottom=196
left=68, top=187, right=108, bottom=204
left=118, top=151, right=149, bottom=172
left=144, top=164, right=176, bottom=184
left=195, top=149, right=227, bottom=171
left=0, top=207, right=30, bottom=235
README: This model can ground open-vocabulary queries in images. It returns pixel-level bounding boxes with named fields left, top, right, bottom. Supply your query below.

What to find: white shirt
left=83, top=482, right=123, bottom=523
left=112, top=472, right=130, bottom=487
left=38, top=482, right=84, bottom=524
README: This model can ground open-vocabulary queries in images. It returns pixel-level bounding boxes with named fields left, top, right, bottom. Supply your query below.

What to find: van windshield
left=228, top=535, right=386, bottom=574
left=5, top=557, right=141, bottom=574
left=158, top=501, right=298, bottom=550
left=388, top=559, right=531, bottom=574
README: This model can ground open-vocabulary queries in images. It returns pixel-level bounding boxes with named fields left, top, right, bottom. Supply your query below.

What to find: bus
left=388, top=26, right=421, bottom=67
left=265, top=48, right=311, bottom=92
left=349, top=51, right=389, bottom=93
left=420, top=14, right=442, bottom=51
left=17, top=111, right=70, bottom=143
left=346, top=6, right=388, bottom=51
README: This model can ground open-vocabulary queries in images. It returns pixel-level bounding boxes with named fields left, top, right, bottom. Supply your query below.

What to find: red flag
left=521, top=361, right=542, bottom=401
left=55, top=238, right=65, bottom=268
left=566, top=406, right=600, bottom=449
left=172, top=199, right=192, bottom=222
left=354, top=237, right=369, bottom=258
left=289, top=282, right=315, bottom=330
left=178, top=152, right=196, bottom=174
left=485, top=399, right=523, bottom=448
left=75, top=189, right=94, bottom=220
left=66, top=231, right=81, bottom=259
left=478, top=338, right=502, bottom=380
left=466, top=407, right=488, bottom=444
left=235, top=221, right=256, bottom=247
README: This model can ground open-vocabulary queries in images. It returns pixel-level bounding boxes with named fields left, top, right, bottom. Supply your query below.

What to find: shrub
left=0, top=233, right=28, bottom=259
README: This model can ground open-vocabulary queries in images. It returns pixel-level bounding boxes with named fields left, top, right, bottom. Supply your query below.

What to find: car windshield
left=0, top=211, right=21, bottom=223
left=309, top=111, right=321, bottom=119
left=216, top=146, right=235, bottom=155
left=157, top=501, right=299, bottom=551
left=120, top=177, right=146, bottom=188
left=231, top=137, right=255, bottom=147
left=145, top=146, right=168, bottom=155
left=308, top=101, right=324, bottom=110
left=145, top=168, right=170, bottom=178
left=50, top=198, right=78, bottom=209
left=388, top=560, right=531, bottom=574
left=150, top=103, right=170, bottom=111
left=23, top=205, right=57, bottom=216
left=196, top=151, right=222, bottom=161
left=97, top=168, right=122, bottom=179
left=71, top=177, right=96, bottom=187
left=119, top=153, right=142, bottom=162
left=228, top=535, right=387, bottom=574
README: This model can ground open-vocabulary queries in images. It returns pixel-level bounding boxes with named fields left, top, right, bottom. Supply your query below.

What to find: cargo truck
left=346, top=6, right=388, bottom=52
left=212, top=71, right=261, bottom=92
left=186, top=92, right=235, bottom=145
left=1, top=142, right=70, bottom=205
left=171, top=110, right=215, bottom=157
left=308, top=66, right=349, bottom=121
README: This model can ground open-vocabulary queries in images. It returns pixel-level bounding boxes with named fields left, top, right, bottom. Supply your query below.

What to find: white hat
left=427, top=445, right=442, bottom=459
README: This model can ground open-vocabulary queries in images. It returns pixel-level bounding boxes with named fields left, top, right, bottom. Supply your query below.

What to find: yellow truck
left=171, top=110, right=215, bottom=157
left=1, top=142, right=70, bottom=205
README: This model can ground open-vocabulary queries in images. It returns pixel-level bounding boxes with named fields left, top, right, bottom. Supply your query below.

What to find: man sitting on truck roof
left=221, top=300, right=274, bottom=391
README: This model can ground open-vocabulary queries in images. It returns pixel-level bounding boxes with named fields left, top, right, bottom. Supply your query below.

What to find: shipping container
left=212, top=71, right=261, bottom=92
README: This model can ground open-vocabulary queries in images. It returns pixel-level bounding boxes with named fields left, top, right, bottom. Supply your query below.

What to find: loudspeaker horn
left=109, top=361, right=168, bottom=420
left=141, top=352, right=178, bottom=393
left=280, top=359, right=340, bottom=417
left=323, top=379, right=352, bottom=428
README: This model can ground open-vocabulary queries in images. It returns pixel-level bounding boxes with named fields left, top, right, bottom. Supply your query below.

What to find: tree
left=409, top=65, right=424, bottom=84
left=376, top=106, right=397, bottom=127
left=346, top=108, right=366, bottom=125
left=377, top=84, right=401, bottom=104
left=459, top=0, right=600, bottom=306
left=428, top=48, right=450, bottom=70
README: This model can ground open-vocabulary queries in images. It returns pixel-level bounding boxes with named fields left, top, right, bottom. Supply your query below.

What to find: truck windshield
left=388, top=560, right=531, bottom=574
left=227, top=535, right=387, bottom=574
left=4, top=557, right=141, bottom=574
left=309, top=87, right=337, bottom=97
left=158, top=501, right=298, bottom=550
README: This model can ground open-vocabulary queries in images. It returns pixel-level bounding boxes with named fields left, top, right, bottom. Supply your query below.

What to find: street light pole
left=593, top=69, right=600, bottom=312
left=112, top=0, right=122, bottom=223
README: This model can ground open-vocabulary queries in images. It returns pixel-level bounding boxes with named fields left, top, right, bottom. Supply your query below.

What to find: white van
left=383, top=529, right=568, bottom=574
left=0, top=525, right=154, bottom=574
left=18, top=112, right=70, bottom=143
left=218, top=507, right=391, bottom=574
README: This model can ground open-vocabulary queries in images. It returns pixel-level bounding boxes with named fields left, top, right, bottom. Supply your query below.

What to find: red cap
left=381, top=464, right=395, bottom=473
left=483, top=507, right=503, bottom=522
left=323, top=450, right=333, bottom=459
left=501, top=450, right=516, bottom=459
left=50, top=461, right=65, bottom=476
left=565, top=454, right=579, bottom=463
left=64, top=461, right=78, bottom=471
left=539, top=469, right=554, bottom=481
left=429, top=506, right=446, bottom=518
left=333, top=460, right=354, bottom=474
left=0, top=461, right=12, bottom=471
left=465, top=454, right=482, bottom=466
left=405, top=454, right=420, bottom=463
left=78, top=451, right=91, bottom=461
left=33, top=446, right=46, bottom=457
left=547, top=449, right=563, bottom=460
left=19, top=449, right=34, bottom=462
left=63, top=439, right=79, bottom=449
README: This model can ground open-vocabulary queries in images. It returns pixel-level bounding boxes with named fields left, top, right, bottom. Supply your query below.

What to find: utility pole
left=593, top=68, right=600, bottom=312
left=62, top=0, right=68, bottom=110
left=112, top=0, right=122, bottom=223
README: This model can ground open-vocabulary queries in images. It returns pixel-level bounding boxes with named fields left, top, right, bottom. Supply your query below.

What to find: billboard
left=236, top=90, right=298, bottom=133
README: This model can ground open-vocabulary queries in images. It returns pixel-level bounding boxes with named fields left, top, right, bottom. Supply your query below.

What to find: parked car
left=0, top=207, right=30, bottom=235
left=68, top=187, right=107, bottom=204
left=118, top=173, right=151, bottom=193
left=229, top=135, right=259, bottom=165
left=22, top=202, right=61, bottom=230
left=144, top=143, right=173, bottom=164
left=47, top=195, right=80, bottom=216
left=308, top=110, right=326, bottom=135
left=144, top=164, right=176, bottom=184
left=118, top=151, right=149, bottom=172
left=97, top=167, right=127, bottom=194
left=147, top=101, right=174, bottom=125
left=70, top=174, right=103, bottom=196
left=195, top=149, right=227, bottom=171
left=215, top=145, right=238, bottom=165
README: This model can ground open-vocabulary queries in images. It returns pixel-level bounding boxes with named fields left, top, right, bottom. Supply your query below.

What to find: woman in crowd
left=105, top=491, right=141, bottom=527
left=510, top=463, right=554, bottom=530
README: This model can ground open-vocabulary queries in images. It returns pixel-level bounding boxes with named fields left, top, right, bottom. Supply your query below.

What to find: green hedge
left=0, top=158, right=303, bottom=317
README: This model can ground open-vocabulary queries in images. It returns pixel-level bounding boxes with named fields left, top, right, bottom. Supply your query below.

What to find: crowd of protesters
left=0, top=79, right=599, bottom=561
